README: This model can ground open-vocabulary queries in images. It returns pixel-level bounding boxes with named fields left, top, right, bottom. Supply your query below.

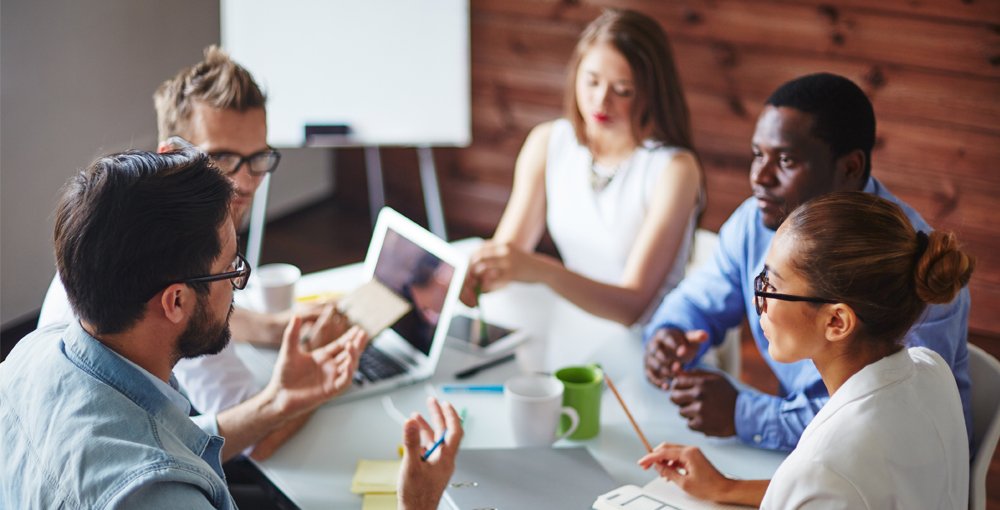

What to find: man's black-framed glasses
left=179, top=253, right=252, bottom=291
left=208, top=149, right=281, bottom=177
left=753, top=267, right=837, bottom=316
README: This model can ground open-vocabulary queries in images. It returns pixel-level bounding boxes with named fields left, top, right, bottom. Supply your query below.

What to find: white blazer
left=761, top=347, right=968, bottom=509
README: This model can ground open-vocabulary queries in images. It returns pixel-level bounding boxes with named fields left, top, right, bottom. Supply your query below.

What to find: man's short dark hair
left=766, top=73, right=876, bottom=181
left=54, top=148, right=233, bottom=334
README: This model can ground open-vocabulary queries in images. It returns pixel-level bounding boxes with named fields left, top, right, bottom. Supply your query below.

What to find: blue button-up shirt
left=645, top=178, right=972, bottom=451
left=0, top=321, right=235, bottom=509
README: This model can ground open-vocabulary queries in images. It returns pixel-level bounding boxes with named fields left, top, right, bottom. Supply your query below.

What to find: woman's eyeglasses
left=753, top=267, right=837, bottom=315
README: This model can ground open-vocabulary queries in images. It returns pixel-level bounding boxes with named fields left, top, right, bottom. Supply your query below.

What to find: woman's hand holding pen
left=398, top=397, right=465, bottom=510
left=638, top=443, right=733, bottom=503
left=638, top=442, right=768, bottom=507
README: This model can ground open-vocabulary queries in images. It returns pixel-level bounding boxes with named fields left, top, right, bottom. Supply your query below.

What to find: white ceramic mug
left=256, top=263, right=301, bottom=313
left=504, top=374, right=579, bottom=447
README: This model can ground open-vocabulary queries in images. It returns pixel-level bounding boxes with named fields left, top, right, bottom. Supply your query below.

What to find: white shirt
left=761, top=347, right=969, bottom=509
left=38, top=274, right=260, bottom=415
left=544, top=119, right=697, bottom=323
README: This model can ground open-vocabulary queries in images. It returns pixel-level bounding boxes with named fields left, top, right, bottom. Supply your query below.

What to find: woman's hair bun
left=914, top=231, right=975, bottom=304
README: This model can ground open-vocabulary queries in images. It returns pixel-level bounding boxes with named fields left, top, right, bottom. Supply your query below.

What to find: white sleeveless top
left=545, top=119, right=698, bottom=323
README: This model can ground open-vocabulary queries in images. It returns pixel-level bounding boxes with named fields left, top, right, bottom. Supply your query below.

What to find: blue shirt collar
left=863, top=176, right=879, bottom=194
left=103, top=345, right=192, bottom=417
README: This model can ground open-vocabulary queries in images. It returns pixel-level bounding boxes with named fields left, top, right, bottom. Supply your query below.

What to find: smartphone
left=446, top=314, right=528, bottom=354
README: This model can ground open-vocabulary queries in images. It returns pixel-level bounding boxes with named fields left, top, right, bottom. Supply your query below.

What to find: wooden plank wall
left=335, top=0, right=1000, bottom=336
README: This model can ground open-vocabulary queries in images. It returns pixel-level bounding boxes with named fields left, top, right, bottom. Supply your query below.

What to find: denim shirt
left=0, top=322, right=235, bottom=509
left=644, top=177, right=972, bottom=451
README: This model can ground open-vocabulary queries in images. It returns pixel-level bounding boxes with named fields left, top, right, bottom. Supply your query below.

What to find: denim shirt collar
left=61, top=322, right=225, bottom=477
left=105, top=346, right=192, bottom=417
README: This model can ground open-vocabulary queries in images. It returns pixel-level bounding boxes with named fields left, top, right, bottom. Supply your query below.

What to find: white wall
left=0, top=0, right=332, bottom=327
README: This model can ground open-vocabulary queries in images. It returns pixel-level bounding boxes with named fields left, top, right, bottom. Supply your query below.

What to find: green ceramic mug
left=555, top=364, right=604, bottom=440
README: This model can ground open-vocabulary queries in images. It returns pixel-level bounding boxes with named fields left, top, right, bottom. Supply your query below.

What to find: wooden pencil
left=604, top=373, right=653, bottom=453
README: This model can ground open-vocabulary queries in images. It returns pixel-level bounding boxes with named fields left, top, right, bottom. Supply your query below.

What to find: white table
left=235, top=241, right=787, bottom=509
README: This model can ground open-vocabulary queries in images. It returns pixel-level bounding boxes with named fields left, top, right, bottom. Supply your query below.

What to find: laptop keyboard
left=356, top=346, right=408, bottom=384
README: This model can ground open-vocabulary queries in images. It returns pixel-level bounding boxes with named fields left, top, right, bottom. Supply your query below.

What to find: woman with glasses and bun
left=467, top=8, right=703, bottom=326
left=638, top=191, right=973, bottom=508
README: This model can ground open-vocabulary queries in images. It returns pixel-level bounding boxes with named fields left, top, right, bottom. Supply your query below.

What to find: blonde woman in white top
left=639, top=192, right=973, bottom=508
left=469, top=9, right=703, bottom=325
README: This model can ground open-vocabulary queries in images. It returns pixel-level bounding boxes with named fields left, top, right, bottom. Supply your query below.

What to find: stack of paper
left=351, top=459, right=401, bottom=510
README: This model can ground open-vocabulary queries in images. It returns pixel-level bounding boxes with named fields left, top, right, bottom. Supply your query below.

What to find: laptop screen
left=373, top=227, right=456, bottom=356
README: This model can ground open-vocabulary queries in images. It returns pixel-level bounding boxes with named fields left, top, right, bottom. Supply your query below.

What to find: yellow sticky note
left=362, top=493, right=398, bottom=510
left=350, top=459, right=401, bottom=494
left=296, top=290, right=344, bottom=303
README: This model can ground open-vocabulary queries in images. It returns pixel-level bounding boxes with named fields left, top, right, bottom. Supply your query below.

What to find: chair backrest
left=968, top=343, right=1000, bottom=510
left=245, top=173, right=272, bottom=271
left=686, top=228, right=719, bottom=273
left=685, top=229, right=741, bottom=379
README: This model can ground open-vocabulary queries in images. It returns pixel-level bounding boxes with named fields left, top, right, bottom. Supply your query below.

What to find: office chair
left=969, top=343, right=1000, bottom=510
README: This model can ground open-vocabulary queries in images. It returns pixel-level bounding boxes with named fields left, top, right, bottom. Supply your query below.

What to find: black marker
left=454, top=353, right=516, bottom=379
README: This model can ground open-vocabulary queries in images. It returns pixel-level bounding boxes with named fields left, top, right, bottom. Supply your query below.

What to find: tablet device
left=446, top=313, right=528, bottom=355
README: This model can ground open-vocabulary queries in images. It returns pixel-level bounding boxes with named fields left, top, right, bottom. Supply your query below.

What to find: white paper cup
left=257, top=263, right=301, bottom=313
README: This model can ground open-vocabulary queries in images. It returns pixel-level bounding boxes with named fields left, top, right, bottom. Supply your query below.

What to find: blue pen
left=421, top=429, right=447, bottom=461
left=441, top=384, right=504, bottom=394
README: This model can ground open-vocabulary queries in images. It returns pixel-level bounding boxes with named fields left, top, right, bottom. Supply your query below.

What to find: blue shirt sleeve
left=115, top=481, right=221, bottom=509
left=734, top=379, right=830, bottom=451
left=644, top=201, right=755, bottom=360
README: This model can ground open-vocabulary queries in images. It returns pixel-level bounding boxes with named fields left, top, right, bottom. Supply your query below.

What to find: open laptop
left=336, top=207, right=468, bottom=402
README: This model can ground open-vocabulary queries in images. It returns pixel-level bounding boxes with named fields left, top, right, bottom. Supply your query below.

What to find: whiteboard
left=221, top=0, right=470, bottom=148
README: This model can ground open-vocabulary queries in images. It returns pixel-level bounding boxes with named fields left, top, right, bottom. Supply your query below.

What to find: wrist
left=717, top=477, right=746, bottom=505
left=398, top=492, right=442, bottom=510
left=527, top=253, right=558, bottom=285
left=257, top=383, right=292, bottom=423
left=267, top=313, right=288, bottom=343
left=717, top=477, right=767, bottom=507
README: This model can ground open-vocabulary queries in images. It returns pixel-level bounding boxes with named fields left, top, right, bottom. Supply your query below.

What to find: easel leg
left=417, top=146, right=447, bottom=240
left=364, top=146, right=385, bottom=230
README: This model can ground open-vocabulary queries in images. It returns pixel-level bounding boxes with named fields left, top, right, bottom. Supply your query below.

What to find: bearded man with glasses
left=36, top=47, right=354, bottom=466
left=1, top=149, right=370, bottom=508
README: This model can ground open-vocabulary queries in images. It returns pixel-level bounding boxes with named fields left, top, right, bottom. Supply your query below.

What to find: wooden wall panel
left=336, top=0, right=1000, bottom=335
left=477, top=0, right=1000, bottom=77
left=821, top=0, right=1000, bottom=25
left=669, top=39, right=1000, bottom=134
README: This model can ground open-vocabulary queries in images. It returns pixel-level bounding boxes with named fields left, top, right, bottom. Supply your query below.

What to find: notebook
left=442, top=447, right=618, bottom=510
left=335, top=207, right=468, bottom=403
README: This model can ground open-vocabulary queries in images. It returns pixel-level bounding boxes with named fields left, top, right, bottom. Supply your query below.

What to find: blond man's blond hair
left=153, top=45, right=266, bottom=142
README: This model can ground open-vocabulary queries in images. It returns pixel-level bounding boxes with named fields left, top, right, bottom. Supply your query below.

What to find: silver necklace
left=589, top=155, right=630, bottom=192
